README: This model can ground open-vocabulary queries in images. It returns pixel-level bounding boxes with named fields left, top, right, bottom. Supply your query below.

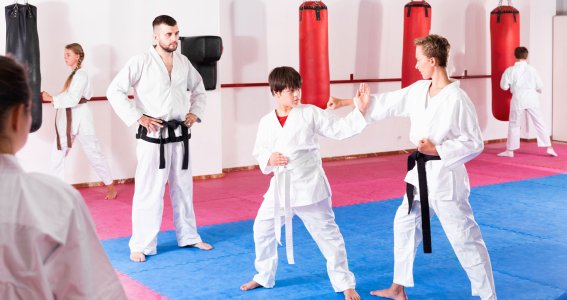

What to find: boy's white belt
left=273, top=154, right=319, bottom=265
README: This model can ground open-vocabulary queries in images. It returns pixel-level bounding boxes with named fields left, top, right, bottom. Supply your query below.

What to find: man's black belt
left=406, top=151, right=441, bottom=253
left=136, top=118, right=191, bottom=170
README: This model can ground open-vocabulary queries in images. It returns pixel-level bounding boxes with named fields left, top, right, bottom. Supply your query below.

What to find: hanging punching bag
left=5, top=3, right=42, bottom=132
left=299, top=1, right=329, bottom=109
left=490, top=2, right=519, bottom=121
left=401, top=0, right=431, bottom=88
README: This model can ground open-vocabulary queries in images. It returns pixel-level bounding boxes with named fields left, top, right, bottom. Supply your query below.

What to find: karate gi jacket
left=53, top=69, right=95, bottom=136
left=253, top=104, right=366, bottom=215
left=0, top=154, right=126, bottom=299
left=107, top=46, right=206, bottom=126
left=500, top=61, right=543, bottom=111
left=365, top=80, right=484, bottom=200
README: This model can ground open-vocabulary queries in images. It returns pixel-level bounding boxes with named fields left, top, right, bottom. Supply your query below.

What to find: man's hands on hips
left=185, top=113, right=199, bottom=127
left=138, top=115, right=163, bottom=133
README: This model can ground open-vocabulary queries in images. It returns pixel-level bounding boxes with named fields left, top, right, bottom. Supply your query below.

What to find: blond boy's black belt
left=406, top=151, right=441, bottom=254
left=135, top=116, right=191, bottom=170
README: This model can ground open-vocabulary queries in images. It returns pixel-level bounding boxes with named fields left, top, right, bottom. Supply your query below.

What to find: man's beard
left=158, top=41, right=177, bottom=53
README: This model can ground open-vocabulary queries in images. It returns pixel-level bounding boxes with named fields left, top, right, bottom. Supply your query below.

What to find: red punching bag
left=490, top=3, right=520, bottom=121
left=299, top=1, right=329, bottom=109
left=401, top=0, right=431, bottom=88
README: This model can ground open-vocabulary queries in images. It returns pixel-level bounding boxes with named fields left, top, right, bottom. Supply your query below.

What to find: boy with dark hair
left=240, top=66, right=368, bottom=300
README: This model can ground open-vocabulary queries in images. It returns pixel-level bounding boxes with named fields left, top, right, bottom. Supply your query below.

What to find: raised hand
left=353, top=83, right=370, bottom=115
left=41, top=91, right=53, bottom=102
left=327, top=96, right=340, bottom=110
left=327, top=96, right=354, bottom=110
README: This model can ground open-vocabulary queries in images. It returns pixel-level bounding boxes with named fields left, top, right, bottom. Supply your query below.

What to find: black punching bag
left=180, top=36, right=223, bottom=90
left=5, top=3, right=41, bottom=132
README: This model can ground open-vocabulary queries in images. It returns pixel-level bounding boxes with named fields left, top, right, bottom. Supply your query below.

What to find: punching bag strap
left=26, top=3, right=33, bottom=18
left=498, top=0, right=514, bottom=6
left=9, top=2, right=33, bottom=18
left=299, top=1, right=327, bottom=22
left=9, top=3, right=18, bottom=18
left=406, top=1, right=431, bottom=18
left=494, top=1, right=518, bottom=23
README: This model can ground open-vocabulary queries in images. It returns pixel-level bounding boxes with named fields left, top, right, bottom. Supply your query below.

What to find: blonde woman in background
left=42, top=43, right=117, bottom=199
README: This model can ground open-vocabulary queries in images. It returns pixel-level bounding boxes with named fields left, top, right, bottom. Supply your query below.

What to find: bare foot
left=105, top=184, right=118, bottom=200
left=344, top=288, right=361, bottom=300
left=240, top=280, right=262, bottom=291
left=497, top=150, right=514, bottom=157
left=130, top=252, right=146, bottom=262
left=370, top=283, right=407, bottom=300
left=189, top=242, right=213, bottom=250
left=547, top=147, right=558, bottom=157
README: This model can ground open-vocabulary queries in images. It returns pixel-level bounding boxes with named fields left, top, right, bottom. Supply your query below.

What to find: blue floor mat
left=103, top=174, right=567, bottom=299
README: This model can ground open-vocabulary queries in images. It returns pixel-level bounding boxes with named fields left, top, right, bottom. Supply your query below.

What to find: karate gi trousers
left=252, top=197, right=355, bottom=292
left=51, top=135, right=113, bottom=186
left=129, top=136, right=202, bottom=255
left=507, top=108, right=551, bottom=151
left=392, top=193, right=497, bottom=300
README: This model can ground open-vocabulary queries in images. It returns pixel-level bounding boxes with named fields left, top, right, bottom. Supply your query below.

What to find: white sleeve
left=500, top=68, right=511, bottom=91
left=365, top=86, right=413, bottom=123
left=436, top=98, right=484, bottom=170
left=52, top=72, right=88, bottom=109
left=45, top=189, right=127, bottom=299
left=188, top=64, right=207, bottom=121
left=312, top=106, right=367, bottom=140
left=535, top=70, right=544, bottom=93
left=106, top=57, right=144, bottom=126
left=252, top=118, right=275, bottom=175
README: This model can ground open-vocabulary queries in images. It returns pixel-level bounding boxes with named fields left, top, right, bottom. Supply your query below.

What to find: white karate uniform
left=51, top=69, right=114, bottom=185
left=0, top=154, right=126, bottom=299
left=500, top=61, right=551, bottom=150
left=365, top=80, right=497, bottom=300
left=251, top=104, right=366, bottom=292
left=107, top=46, right=206, bottom=255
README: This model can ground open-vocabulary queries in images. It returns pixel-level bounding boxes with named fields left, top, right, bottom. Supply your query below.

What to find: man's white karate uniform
left=500, top=61, right=551, bottom=151
left=51, top=69, right=114, bottom=185
left=106, top=46, right=206, bottom=255
left=251, top=104, right=366, bottom=292
left=365, top=80, right=497, bottom=300
left=0, top=154, right=126, bottom=299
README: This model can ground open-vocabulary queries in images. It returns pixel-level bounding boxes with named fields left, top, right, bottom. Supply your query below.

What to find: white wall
left=2, top=0, right=558, bottom=182
left=1, top=0, right=222, bottom=183
left=553, top=16, right=567, bottom=142
left=220, top=0, right=556, bottom=169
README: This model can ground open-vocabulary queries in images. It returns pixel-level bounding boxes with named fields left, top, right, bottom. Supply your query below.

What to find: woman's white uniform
left=51, top=69, right=113, bottom=185
left=500, top=61, right=551, bottom=151
left=106, top=46, right=206, bottom=255
left=0, top=154, right=126, bottom=299
left=251, top=104, right=366, bottom=292
left=366, top=80, right=497, bottom=300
